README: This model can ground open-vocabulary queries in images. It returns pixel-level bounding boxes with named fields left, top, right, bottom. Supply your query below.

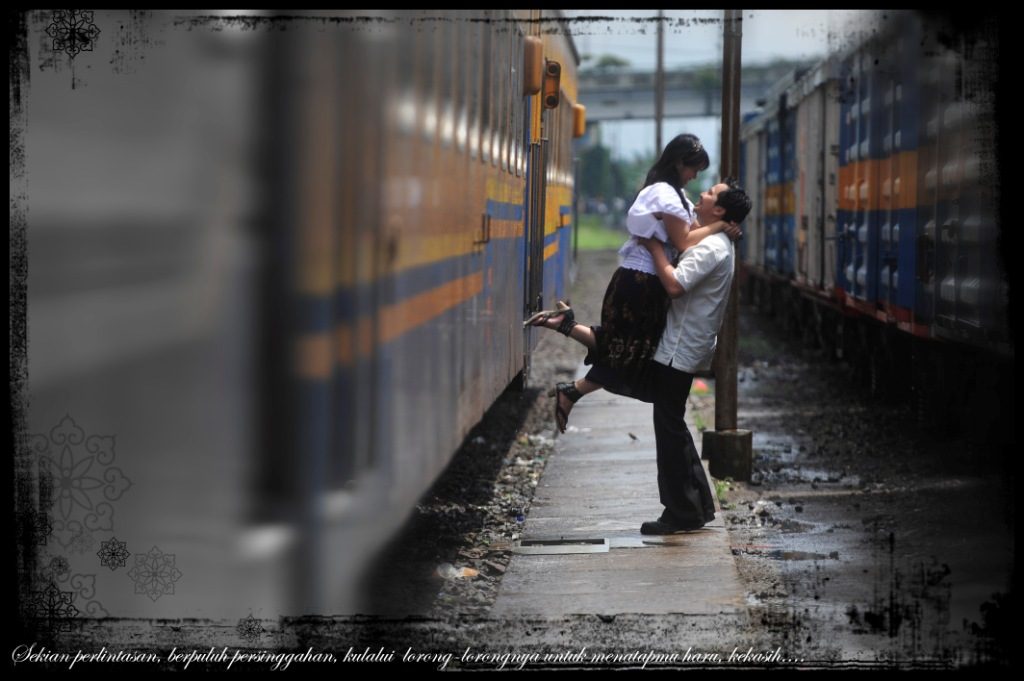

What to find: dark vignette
left=8, top=9, right=1010, bottom=671
left=10, top=8, right=35, bottom=648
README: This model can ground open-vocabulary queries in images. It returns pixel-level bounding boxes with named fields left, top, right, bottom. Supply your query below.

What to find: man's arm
left=640, top=237, right=686, bottom=298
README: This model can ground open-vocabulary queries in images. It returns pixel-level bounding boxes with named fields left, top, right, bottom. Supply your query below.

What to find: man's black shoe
left=640, top=518, right=705, bottom=535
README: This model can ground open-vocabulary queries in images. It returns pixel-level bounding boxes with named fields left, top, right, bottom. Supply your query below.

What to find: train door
left=526, top=140, right=548, bottom=321
left=521, top=126, right=548, bottom=387
left=520, top=28, right=547, bottom=387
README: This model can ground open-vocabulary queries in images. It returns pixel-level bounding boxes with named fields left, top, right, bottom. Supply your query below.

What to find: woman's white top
left=618, top=182, right=696, bottom=274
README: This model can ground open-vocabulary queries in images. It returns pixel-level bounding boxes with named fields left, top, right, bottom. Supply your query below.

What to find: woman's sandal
left=548, top=381, right=583, bottom=433
left=523, top=301, right=576, bottom=336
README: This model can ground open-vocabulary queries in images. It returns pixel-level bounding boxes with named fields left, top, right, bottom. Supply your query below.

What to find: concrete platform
left=492, top=369, right=747, bottom=617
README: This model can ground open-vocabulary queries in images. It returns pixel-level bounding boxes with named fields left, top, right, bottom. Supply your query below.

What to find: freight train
left=737, top=10, right=1011, bottom=438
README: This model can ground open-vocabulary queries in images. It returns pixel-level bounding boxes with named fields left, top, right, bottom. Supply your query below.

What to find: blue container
left=836, top=56, right=857, bottom=294
left=780, top=111, right=797, bottom=276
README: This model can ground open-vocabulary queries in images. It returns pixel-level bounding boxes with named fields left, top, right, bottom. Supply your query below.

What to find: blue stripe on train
left=298, top=201, right=529, bottom=334
left=487, top=199, right=525, bottom=222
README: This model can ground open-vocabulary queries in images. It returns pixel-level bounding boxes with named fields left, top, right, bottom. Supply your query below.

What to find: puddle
left=513, top=538, right=610, bottom=555
left=752, top=432, right=801, bottom=464
left=779, top=519, right=816, bottom=533
left=757, top=550, right=833, bottom=561
left=786, top=467, right=861, bottom=486
left=751, top=432, right=862, bottom=487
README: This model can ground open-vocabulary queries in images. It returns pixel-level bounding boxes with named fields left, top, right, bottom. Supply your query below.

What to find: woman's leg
left=539, top=312, right=596, bottom=350
left=552, top=376, right=601, bottom=432
left=535, top=311, right=603, bottom=430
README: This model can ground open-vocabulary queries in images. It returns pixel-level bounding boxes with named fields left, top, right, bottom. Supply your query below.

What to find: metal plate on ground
left=512, top=538, right=610, bottom=555
left=607, top=536, right=654, bottom=549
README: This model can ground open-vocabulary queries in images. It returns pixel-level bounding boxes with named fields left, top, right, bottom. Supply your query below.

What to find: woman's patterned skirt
left=584, top=266, right=670, bottom=396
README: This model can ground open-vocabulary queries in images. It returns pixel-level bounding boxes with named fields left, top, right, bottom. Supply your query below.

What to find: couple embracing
left=526, top=134, right=752, bottom=535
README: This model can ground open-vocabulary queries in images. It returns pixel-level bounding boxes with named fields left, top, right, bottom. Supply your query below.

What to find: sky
left=563, top=10, right=881, bottom=168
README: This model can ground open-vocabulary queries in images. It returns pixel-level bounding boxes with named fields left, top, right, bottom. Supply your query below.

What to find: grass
left=738, top=333, right=775, bottom=361
left=693, top=411, right=708, bottom=433
left=575, top=214, right=627, bottom=251
left=713, top=477, right=734, bottom=510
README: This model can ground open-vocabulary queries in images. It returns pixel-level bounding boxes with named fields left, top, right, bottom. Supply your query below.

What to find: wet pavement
left=714, top=307, right=1015, bottom=665
left=492, top=383, right=745, bottom=618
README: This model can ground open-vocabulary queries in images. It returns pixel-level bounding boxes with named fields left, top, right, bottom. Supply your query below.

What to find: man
left=532, top=179, right=752, bottom=534
left=634, top=178, right=752, bottom=534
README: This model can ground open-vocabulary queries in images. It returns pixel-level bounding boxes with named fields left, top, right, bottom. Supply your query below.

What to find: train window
left=507, top=22, right=515, bottom=173
left=552, top=97, right=561, bottom=183
left=411, top=26, right=424, bottom=147
left=426, top=25, right=441, bottom=148
left=512, top=29, right=521, bottom=177
left=565, top=96, right=571, bottom=179
left=553, top=97, right=560, bottom=182
left=391, top=25, right=418, bottom=146
left=512, top=20, right=520, bottom=173
left=420, top=25, right=432, bottom=146
left=480, top=23, right=492, bottom=165
left=440, top=22, right=455, bottom=150
left=492, top=36, right=500, bottom=169
left=485, top=20, right=495, bottom=168
left=561, top=96, right=569, bottom=180
left=498, top=20, right=508, bottom=172
left=505, top=30, right=514, bottom=173
left=456, top=29, right=468, bottom=155
left=508, top=28, right=517, bottom=174
left=563, top=94, right=571, bottom=180
left=468, top=24, right=481, bottom=161
left=490, top=32, right=499, bottom=169
left=450, top=24, right=462, bottom=154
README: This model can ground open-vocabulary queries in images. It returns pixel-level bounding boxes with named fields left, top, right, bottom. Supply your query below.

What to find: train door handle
left=475, top=213, right=492, bottom=245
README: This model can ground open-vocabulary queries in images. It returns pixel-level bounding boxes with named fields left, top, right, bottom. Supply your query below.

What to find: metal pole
left=655, top=10, right=665, bottom=155
left=715, top=8, right=742, bottom=430
left=705, top=8, right=752, bottom=481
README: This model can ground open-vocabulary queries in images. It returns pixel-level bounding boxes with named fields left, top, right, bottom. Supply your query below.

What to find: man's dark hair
left=716, top=177, right=752, bottom=224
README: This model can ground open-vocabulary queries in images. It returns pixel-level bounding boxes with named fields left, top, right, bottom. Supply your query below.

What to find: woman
left=525, top=134, right=739, bottom=432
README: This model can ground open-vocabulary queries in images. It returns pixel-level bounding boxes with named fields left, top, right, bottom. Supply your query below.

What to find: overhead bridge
left=577, top=65, right=800, bottom=121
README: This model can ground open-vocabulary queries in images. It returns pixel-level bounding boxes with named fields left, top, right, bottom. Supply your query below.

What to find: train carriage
left=244, top=8, right=588, bottom=613
left=791, top=60, right=840, bottom=295
left=738, top=10, right=1010, bottom=430
left=18, top=10, right=584, bottom=620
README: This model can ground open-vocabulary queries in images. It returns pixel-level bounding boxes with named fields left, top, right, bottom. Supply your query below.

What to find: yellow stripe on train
left=543, top=241, right=559, bottom=261
left=379, top=271, right=484, bottom=344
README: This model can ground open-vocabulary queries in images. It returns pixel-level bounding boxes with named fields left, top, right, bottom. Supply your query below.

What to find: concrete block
left=703, top=429, right=753, bottom=481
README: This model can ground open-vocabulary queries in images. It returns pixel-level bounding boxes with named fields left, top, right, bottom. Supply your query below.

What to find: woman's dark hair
left=641, top=133, right=710, bottom=205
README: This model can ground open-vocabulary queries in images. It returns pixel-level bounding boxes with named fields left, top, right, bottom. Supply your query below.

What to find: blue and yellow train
left=261, top=9, right=587, bottom=613
left=18, top=10, right=584, bottom=622
left=738, top=10, right=1010, bottom=433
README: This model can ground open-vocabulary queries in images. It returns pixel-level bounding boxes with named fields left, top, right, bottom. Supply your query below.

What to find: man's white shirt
left=652, top=231, right=735, bottom=374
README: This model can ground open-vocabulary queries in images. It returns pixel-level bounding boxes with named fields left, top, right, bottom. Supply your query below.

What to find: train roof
left=741, top=10, right=909, bottom=133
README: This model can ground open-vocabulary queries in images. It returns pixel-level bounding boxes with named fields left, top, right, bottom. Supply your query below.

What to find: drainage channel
left=512, top=538, right=610, bottom=555
left=512, top=532, right=720, bottom=555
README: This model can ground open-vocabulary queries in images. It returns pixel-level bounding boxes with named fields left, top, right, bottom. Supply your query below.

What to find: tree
left=592, top=54, right=631, bottom=71
left=579, top=144, right=616, bottom=201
